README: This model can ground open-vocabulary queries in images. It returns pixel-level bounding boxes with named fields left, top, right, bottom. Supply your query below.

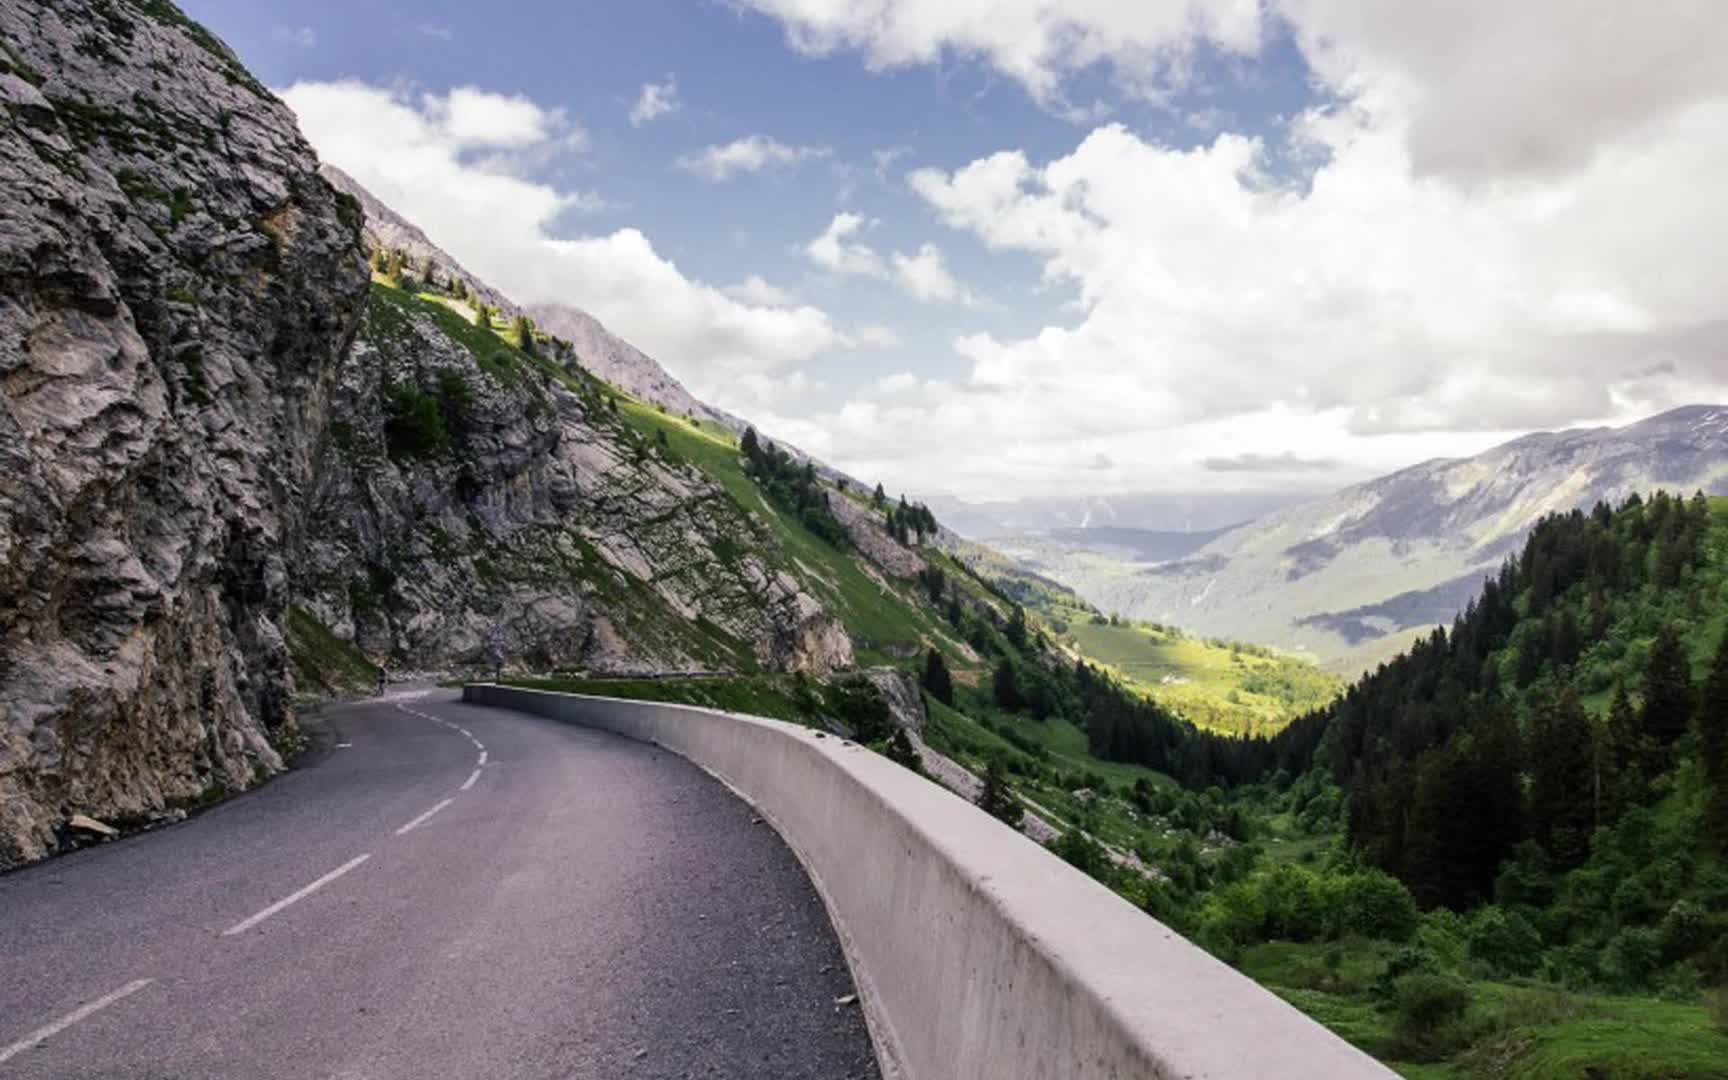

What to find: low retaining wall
left=463, top=684, right=1394, bottom=1080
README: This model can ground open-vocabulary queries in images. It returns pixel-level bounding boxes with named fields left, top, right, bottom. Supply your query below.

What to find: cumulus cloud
left=282, top=80, right=848, bottom=400
left=629, top=77, right=681, bottom=127
left=805, top=213, right=983, bottom=307
left=736, top=0, right=1260, bottom=109
left=677, top=135, right=829, bottom=181
left=723, top=275, right=797, bottom=307
left=772, top=81, right=1728, bottom=496
left=742, top=0, right=1728, bottom=185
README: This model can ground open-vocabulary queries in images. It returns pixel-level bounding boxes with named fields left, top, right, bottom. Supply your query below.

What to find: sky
left=183, top=0, right=1728, bottom=501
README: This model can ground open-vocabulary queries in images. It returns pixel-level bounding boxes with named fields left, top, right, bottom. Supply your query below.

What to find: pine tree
left=1528, top=686, right=1596, bottom=868
left=1599, top=683, right=1645, bottom=821
left=872, top=482, right=886, bottom=509
left=512, top=314, right=536, bottom=355
left=993, top=658, right=1022, bottom=711
left=922, top=648, right=954, bottom=707
left=1697, top=632, right=1728, bottom=854
left=473, top=303, right=488, bottom=330
left=740, top=426, right=760, bottom=463
left=977, top=760, right=1020, bottom=827
left=1642, top=624, right=1694, bottom=751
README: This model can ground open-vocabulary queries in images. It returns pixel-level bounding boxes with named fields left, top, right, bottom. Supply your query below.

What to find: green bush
left=1389, top=972, right=1472, bottom=1062
left=1600, top=926, right=1663, bottom=990
left=1466, top=905, right=1544, bottom=977
left=1259, top=864, right=1326, bottom=941
left=1658, top=899, right=1712, bottom=962
left=383, top=382, right=449, bottom=460
left=1324, top=869, right=1419, bottom=943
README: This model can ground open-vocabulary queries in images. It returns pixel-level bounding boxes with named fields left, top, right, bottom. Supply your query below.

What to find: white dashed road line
left=221, top=854, right=373, bottom=937
left=394, top=798, right=454, bottom=836
left=0, top=979, right=155, bottom=1065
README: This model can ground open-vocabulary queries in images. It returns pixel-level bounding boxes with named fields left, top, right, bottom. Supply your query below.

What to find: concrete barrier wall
left=463, top=684, right=1395, bottom=1080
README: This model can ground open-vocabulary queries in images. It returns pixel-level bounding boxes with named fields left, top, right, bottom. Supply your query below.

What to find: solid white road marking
left=394, top=798, right=454, bottom=836
left=477, top=750, right=487, bottom=766
left=221, top=854, right=372, bottom=937
left=0, top=979, right=155, bottom=1064
left=460, top=768, right=482, bottom=792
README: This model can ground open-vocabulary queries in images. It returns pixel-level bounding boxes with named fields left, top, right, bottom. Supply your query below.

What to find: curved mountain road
left=0, top=688, right=879, bottom=1079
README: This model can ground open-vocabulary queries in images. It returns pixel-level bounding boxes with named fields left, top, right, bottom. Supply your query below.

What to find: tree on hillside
left=740, top=426, right=759, bottom=460
left=1401, top=705, right=1523, bottom=908
left=512, top=314, right=536, bottom=355
left=1642, top=624, right=1694, bottom=754
left=1697, top=632, right=1728, bottom=854
left=473, top=303, right=488, bottom=329
left=1598, top=683, right=1646, bottom=824
left=872, top=482, right=886, bottom=509
left=977, top=760, right=1020, bottom=827
left=1528, top=687, right=1596, bottom=869
left=993, top=658, right=1022, bottom=712
left=368, top=248, right=386, bottom=273
left=922, top=648, right=954, bottom=707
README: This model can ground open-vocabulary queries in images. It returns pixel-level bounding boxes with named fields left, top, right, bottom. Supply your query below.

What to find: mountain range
left=998, top=407, right=1728, bottom=669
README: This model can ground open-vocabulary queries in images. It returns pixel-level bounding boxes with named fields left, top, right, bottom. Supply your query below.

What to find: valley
left=3, top=4, right=1727, bottom=1078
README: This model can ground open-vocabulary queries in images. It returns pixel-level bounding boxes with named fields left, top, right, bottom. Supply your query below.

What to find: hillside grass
left=607, top=397, right=965, bottom=667
left=1062, top=619, right=1342, bottom=737
left=1236, top=940, right=1728, bottom=1080
left=285, top=605, right=377, bottom=697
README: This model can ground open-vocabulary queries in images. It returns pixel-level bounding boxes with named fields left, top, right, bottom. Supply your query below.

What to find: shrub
left=1390, top=973, right=1472, bottom=1061
left=1375, top=946, right=1441, bottom=1001
left=1710, top=987, right=1728, bottom=1035
left=1259, top=864, right=1326, bottom=941
left=1466, top=906, right=1544, bottom=978
left=1600, top=926, right=1663, bottom=990
left=1659, top=900, right=1712, bottom=962
left=1325, top=869, right=1419, bottom=943
left=1201, top=881, right=1267, bottom=949
left=383, top=383, right=449, bottom=460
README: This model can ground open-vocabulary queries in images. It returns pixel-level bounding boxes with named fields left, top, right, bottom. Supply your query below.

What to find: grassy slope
left=285, top=604, right=378, bottom=697
left=1239, top=941, right=1726, bottom=1080
left=1064, top=620, right=1343, bottom=737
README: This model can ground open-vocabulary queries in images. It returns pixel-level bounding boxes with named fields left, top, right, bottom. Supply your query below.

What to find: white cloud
left=805, top=212, right=887, bottom=277
left=417, top=24, right=453, bottom=41
left=629, top=78, right=681, bottom=127
left=723, top=275, right=798, bottom=307
left=742, top=0, right=1728, bottom=185
left=805, top=213, right=982, bottom=307
left=426, top=86, right=571, bottom=149
left=271, top=25, right=316, bottom=48
left=736, top=0, right=1260, bottom=109
left=282, top=80, right=848, bottom=397
left=889, top=244, right=982, bottom=307
left=677, top=135, right=829, bottom=181
left=775, top=85, right=1728, bottom=497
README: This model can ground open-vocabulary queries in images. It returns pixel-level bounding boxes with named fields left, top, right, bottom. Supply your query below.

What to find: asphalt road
left=0, top=688, right=880, bottom=1080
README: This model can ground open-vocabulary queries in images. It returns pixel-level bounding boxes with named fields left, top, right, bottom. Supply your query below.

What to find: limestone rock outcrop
left=0, top=0, right=368, bottom=866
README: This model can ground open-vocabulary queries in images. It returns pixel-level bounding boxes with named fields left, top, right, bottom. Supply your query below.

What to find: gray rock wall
left=0, top=0, right=368, bottom=866
left=299, top=285, right=854, bottom=677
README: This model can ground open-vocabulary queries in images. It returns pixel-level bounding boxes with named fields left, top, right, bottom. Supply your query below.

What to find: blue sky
left=183, top=0, right=1728, bottom=500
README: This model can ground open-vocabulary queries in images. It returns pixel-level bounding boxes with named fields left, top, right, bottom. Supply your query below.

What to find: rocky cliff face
left=298, top=280, right=853, bottom=677
left=0, top=1, right=367, bottom=866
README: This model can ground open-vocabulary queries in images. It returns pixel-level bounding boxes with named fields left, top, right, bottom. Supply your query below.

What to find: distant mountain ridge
left=1019, top=407, right=1728, bottom=669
